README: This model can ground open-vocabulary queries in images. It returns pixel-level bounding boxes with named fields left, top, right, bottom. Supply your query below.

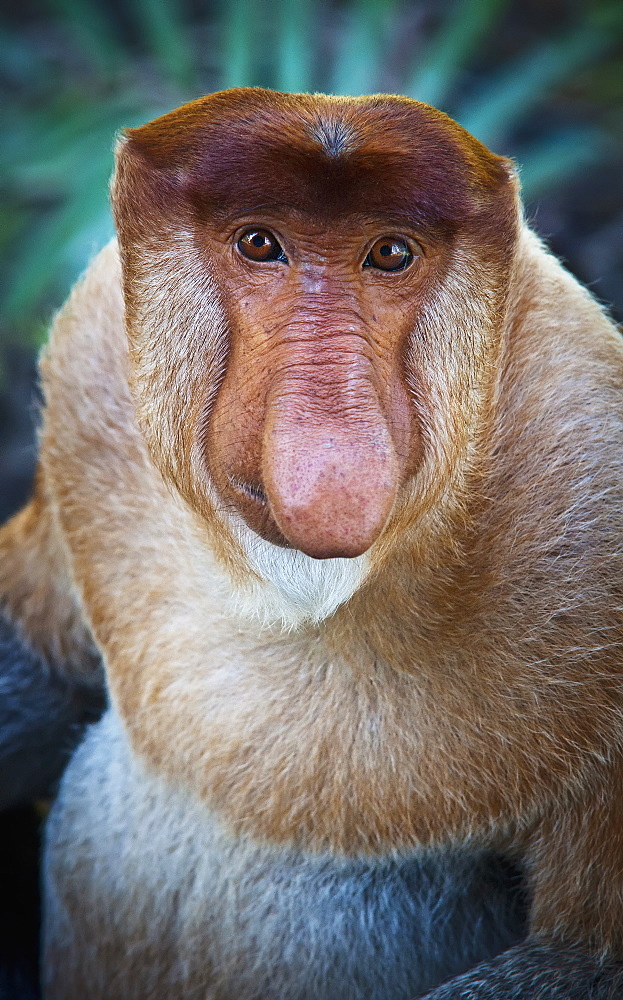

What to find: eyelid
left=231, top=223, right=286, bottom=245
left=363, top=235, right=422, bottom=256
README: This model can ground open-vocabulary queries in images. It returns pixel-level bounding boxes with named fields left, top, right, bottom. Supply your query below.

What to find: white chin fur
left=227, top=518, right=369, bottom=630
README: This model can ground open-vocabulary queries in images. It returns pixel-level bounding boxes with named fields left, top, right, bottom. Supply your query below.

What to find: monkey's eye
left=237, top=229, right=287, bottom=263
left=364, top=237, right=413, bottom=272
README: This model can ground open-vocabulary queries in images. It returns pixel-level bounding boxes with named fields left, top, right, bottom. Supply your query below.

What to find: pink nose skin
left=262, top=386, right=400, bottom=560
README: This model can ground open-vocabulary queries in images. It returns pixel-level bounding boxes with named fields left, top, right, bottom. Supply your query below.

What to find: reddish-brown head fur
left=113, top=89, right=517, bottom=561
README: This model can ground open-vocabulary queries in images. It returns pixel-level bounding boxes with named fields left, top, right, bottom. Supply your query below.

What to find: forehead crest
left=116, top=88, right=516, bottom=238
left=309, top=116, right=358, bottom=158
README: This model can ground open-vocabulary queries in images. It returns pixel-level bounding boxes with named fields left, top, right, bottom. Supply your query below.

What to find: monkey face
left=112, top=89, right=518, bottom=566
left=201, top=211, right=430, bottom=558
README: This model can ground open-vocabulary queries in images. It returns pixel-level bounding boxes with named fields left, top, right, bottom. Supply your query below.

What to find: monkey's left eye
left=237, top=229, right=287, bottom=263
left=364, top=237, right=413, bottom=272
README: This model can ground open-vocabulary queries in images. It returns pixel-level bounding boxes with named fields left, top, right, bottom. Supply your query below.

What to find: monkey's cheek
left=238, top=507, right=294, bottom=550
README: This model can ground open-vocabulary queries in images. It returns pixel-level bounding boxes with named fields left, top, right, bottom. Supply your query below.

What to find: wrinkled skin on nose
left=207, top=308, right=417, bottom=559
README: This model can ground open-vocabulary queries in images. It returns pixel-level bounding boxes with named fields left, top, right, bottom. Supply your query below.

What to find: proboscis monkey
left=1, top=88, right=623, bottom=999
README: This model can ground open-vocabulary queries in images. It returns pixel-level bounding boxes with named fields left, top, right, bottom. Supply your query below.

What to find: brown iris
left=366, top=237, right=413, bottom=272
left=237, top=229, right=285, bottom=262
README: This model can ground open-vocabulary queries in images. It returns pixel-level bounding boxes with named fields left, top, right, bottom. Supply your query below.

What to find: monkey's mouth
left=228, top=475, right=267, bottom=506
left=225, top=474, right=293, bottom=548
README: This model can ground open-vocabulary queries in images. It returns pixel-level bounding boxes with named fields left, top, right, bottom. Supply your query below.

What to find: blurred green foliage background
left=1, top=0, right=622, bottom=355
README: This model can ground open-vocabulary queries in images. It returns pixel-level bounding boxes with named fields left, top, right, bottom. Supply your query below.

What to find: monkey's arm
left=422, top=765, right=623, bottom=998
left=0, top=477, right=105, bottom=810
left=422, top=943, right=623, bottom=999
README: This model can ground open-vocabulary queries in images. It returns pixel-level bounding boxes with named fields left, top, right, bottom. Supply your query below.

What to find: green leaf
left=220, top=0, right=262, bottom=89
left=457, top=28, right=614, bottom=148
left=406, top=0, right=508, bottom=108
left=43, top=0, right=126, bottom=72
left=331, top=0, right=399, bottom=96
left=275, top=0, right=316, bottom=93
left=3, top=163, right=113, bottom=325
left=129, top=0, right=198, bottom=89
left=518, top=128, right=608, bottom=198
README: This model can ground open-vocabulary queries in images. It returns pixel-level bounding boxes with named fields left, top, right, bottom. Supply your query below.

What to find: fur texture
left=227, top=514, right=370, bottom=627
left=0, top=609, right=103, bottom=811
left=0, top=483, right=104, bottom=810
left=44, top=711, right=527, bottom=1000
left=422, top=945, right=623, bottom=999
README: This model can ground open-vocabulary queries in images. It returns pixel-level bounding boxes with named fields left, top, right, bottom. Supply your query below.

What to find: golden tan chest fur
left=34, top=241, right=623, bottom=857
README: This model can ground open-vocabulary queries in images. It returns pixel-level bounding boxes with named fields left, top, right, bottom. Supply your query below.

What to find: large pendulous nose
left=261, top=374, right=400, bottom=559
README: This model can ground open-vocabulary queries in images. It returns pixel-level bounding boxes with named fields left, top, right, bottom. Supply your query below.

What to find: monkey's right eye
left=237, top=229, right=287, bottom=263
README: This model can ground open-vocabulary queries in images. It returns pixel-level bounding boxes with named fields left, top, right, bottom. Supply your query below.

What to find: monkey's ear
left=0, top=478, right=105, bottom=810
left=111, top=129, right=192, bottom=248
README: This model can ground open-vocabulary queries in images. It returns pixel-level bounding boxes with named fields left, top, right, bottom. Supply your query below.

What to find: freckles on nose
left=261, top=371, right=400, bottom=559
